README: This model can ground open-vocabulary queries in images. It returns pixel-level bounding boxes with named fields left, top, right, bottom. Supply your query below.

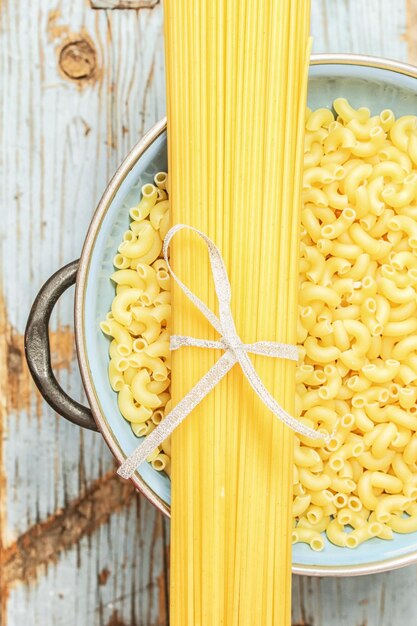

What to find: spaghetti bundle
left=165, top=2, right=311, bottom=623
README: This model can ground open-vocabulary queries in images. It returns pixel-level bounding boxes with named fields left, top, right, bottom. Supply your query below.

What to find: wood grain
left=310, top=0, right=408, bottom=59
left=90, top=0, right=159, bottom=9
left=407, top=0, right=417, bottom=65
left=2, top=472, right=134, bottom=586
left=1, top=0, right=417, bottom=625
left=0, top=0, right=166, bottom=624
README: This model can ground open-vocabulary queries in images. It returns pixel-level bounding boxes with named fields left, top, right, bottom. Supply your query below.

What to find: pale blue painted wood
left=0, top=1, right=167, bottom=625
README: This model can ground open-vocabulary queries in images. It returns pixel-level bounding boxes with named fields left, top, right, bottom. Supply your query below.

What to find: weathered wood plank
left=310, top=0, right=408, bottom=59
left=0, top=0, right=167, bottom=624
left=407, top=0, right=417, bottom=65
left=5, top=499, right=169, bottom=626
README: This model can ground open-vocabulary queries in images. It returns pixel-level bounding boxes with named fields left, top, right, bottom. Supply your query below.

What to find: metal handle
left=25, top=260, right=98, bottom=431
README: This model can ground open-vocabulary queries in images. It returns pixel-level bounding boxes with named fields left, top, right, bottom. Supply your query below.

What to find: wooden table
left=1, top=1, right=416, bottom=624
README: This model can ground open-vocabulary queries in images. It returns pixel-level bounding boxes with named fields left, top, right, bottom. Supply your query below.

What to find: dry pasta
left=295, top=99, right=417, bottom=550
left=164, top=1, right=311, bottom=624
left=103, top=99, right=417, bottom=556
left=100, top=176, right=172, bottom=475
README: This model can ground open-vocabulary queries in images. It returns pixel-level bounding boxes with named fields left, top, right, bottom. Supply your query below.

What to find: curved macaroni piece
left=128, top=352, right=168, bottom=382
left=375, top=495, right=410, bottom=523
left=326, top=519, right=347, bottom=547
left=292, top=527, right=324, bottom=552
left=347, top=116, right=380, bottom=140
left=300, top=283, right=341, bottom=307
left=304, top=246, right=325, bottom=282
left=371, top=470, right=402, bottom=494
left=129, top=183, right=158, bottom=221
left=351, top=127, right=386, bottom=158
left=100, top=319, right=133, bottom=356
left=159, top=211, right=170, bottom=240
left=382, top=174, right=417, bottom=208
left=298, top=468, right=331, bottom=491
left=131, top=421, right=155, bottom=438
left=379, top=145, right=411, bottom=172
left=301, top=207, right=322, bottom=242
left=304, top=337, right=340, bottom=364
left=345, top=522, right=381, bottom=548
left=294, top=443, right=321, bottom=468
left=388, top=214, right=417, bottom=248
left=136, top=264, right=160, bottom=305
left=390, top=115, right=417, bottom=151
left=131, top=369, right=162, bottom=409
left=152, top=453, right=170, bottom=472
left=130, top=307, right=162, bottom=344
left=118, top=385, right=153, bottom=424
left=361, top=359, right=400, bottom=384
left=302, top=187, right=328, bottom=208
left=111, top=288, right=142, bottom=326
left=292, top=495, right=311, bottom=517
left=108, top=360, right=124, bottom=391
left=321, top=208, right=356, bottom=240
left=324, top=124, right=356, bottom=152
left=389, top=513, right=417, bottom=534
left=150, top=199, right=169, bottom=230
left=343, top=163, right=373, bottom=201
left=333, top=98, right=370, bottom=124
left=306, top=107, right=334, bottom=131
left=304, top=142, right=324, bottom=168
left=303, top=166, right=335, bottom=189
left=111, top=269, right=145, bottom=290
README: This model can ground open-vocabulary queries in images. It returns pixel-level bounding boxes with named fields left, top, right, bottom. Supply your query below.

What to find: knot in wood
left=59, top=39, right=97, bottom=81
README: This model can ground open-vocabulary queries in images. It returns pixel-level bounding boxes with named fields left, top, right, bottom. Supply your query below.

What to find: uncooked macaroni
left=103, top=99, right=417, bottom=549
left=101, top=173, right=172, bottom=476
left=295, top=99, right=417, bottom=549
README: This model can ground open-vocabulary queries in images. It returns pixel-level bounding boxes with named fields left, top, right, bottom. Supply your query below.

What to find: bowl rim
left=75, top=52, right=417, bottom=577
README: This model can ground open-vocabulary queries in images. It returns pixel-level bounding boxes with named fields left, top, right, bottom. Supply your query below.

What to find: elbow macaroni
left=104, top=101, right=417, bottom=549
left=296, top=100, right=417, bottom=551
left=102, top=176, right=172, bottom=468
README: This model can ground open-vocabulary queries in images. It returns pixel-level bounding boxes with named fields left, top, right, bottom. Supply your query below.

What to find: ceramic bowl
left=25, top=54, right=417, bottom=576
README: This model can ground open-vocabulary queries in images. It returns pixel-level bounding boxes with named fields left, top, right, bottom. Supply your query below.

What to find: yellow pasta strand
left=165, top=1, right=311, bottom=624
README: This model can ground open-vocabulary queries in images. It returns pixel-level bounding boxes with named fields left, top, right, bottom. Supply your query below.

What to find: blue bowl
left=76, top=54, right=417, bottom=576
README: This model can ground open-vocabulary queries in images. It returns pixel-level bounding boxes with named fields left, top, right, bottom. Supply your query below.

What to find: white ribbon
left=118, top=224, right=331, bottom=480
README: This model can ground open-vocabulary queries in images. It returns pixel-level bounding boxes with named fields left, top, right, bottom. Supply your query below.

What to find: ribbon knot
left=118, top=224, right=330, bottom=480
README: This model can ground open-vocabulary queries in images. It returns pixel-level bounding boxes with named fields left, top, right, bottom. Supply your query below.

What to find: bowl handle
left=25, top=260, right=98, bottom=431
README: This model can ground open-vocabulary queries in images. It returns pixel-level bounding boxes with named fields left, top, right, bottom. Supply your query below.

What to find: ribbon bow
left=118, top=224, right=330, bottom=479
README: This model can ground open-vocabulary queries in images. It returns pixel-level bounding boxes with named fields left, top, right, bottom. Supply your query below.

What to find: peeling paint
left=156, top=571, right=168, bottom=625
left=0, top=285, right=75, bottom=421
left=6, top=325, right=74, bottom=417
left=0, top=289, right=86, bottom=623
left=98, top=567, right=111, bottom=586
left=0, top=287, right=9, bottom=626
left=2, top=472, right=135, bottom=587
left=105, top=611, right=136, bottom=626
left=407, top=0, right=417, bottom=64
left=90, top=0, right=159, bottom=9
left=46, top=9, right=70, bottom=42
